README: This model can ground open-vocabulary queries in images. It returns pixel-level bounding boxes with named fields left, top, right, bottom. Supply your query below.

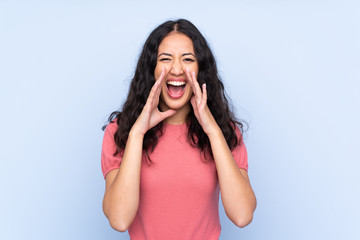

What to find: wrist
left=206, top=125, right=223, bottom=139
left=129, top=126, right=146, bottom=139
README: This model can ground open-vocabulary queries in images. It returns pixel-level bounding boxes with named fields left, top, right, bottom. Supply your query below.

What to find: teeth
left=167, top=81, right=186, bottom=86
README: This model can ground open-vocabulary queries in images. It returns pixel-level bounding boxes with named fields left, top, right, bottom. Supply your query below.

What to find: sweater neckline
left=163, top=121, right=188, bottom=131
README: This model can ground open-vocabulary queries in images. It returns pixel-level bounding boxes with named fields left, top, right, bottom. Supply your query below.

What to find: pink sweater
left=101, top=121, right=248, bottom=240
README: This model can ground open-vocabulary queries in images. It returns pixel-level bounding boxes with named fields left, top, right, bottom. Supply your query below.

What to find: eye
left=184, top=58, right=195, bottom=62
left=159, top=58, right=171, bottom=61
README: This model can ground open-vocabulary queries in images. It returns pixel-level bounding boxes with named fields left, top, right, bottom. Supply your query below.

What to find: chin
left=168, top=102, right=189, bottom=110
left=160, top=95, right=191, bottom=111
left=165, top=99, right=189, bottom=109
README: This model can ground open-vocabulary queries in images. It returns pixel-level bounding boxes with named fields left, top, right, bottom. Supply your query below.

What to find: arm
left=186, top=68, right=256, bottom=228
left=102, top=130, right=144, bottom=232
left=208, top=128, right=256, bottom=227
left=102, top=67, right=175, bottom=232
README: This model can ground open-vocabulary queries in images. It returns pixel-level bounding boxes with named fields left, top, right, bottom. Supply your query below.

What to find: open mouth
left=166, top=80, right=186, bottom=99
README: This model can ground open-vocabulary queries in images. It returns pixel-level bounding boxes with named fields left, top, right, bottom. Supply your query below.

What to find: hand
left=185, top=67, right=219, bottom=136
left=132, top=67, right=176, bottom=136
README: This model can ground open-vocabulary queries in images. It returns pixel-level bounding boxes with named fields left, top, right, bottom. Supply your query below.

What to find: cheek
left=154, top=63, right=162, bottom=79
left=154, top=69, right=160, bottom=79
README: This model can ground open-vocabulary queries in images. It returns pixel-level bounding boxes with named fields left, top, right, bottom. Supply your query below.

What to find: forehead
left=158, top=32, right=195, bottom=54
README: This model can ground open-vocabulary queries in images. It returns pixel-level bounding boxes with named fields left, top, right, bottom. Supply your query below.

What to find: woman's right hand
left=131, top=67, right=176, bottom=136
left=104, top=71, right=174, bottom=231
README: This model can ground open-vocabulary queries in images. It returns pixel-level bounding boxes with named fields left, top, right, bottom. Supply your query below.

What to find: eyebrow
left=158, top=53, right=195, bottom=57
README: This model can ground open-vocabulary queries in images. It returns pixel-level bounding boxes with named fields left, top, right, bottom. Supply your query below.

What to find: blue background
left=1, top=0, right=359, bottom=239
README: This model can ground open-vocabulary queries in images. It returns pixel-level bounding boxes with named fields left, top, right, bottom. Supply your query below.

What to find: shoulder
left=104, top=119, right=119, bottom=135
left=230, top=122, right=244, bottom=143
left=101, top=119, right=121, bottom=179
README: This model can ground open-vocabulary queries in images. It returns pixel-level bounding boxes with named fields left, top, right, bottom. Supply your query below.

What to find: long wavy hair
left=105, top=19, right=245, bottom=163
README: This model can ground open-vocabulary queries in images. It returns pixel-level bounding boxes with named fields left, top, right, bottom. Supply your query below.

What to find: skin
left=155, top=31, right=198, bottom=124
left=102, top=32, right=256, bottom=232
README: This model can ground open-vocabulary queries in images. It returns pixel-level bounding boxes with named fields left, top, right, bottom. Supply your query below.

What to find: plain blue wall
left=1, top=0, right=359, bottom=239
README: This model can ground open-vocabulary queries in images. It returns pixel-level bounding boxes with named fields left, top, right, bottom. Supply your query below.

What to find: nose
left=169, top=60, right=184, bottom=76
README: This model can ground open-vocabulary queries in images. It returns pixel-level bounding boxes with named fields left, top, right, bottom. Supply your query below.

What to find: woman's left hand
left=186, top=67, right=219, bottom=136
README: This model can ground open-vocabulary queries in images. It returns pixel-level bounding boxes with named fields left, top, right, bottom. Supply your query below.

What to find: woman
left=101, top=19, right=256, bottom=239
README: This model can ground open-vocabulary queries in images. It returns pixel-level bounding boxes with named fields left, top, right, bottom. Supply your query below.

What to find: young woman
left=101, top=19, right=256, bottom=240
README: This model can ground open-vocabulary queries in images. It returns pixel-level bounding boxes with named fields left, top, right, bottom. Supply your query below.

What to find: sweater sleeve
left=231, top=125, right=248, bottom=172
left=101, top=121, right=122, bottom=179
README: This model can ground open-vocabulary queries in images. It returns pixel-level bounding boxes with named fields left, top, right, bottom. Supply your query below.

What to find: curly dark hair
left=105, top=19, right=245, bottom=163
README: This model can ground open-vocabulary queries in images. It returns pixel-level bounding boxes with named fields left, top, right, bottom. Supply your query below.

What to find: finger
left=146, top=80, right=161, bottom=106
left=160, top=109, right=177, bottom=120
left=201, top=83, right=207, bottom=106
left=147, top=67, right=165, bottom=104
left=185, top=67, right=193, bottom=86
left=156, top=66, right=166, bottom=84
left=190, top=96, right=200, bottom=120
left=190, top=95, right=197, bottom=111
left=191, top=70, right=203, bottom=104
left=185, top=67, right=201, bottom=102
left=154, top=67, right=166, bottom=99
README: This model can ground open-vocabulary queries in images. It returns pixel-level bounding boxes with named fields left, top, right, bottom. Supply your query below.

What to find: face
left=154, top=32, right=199, bottom=113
